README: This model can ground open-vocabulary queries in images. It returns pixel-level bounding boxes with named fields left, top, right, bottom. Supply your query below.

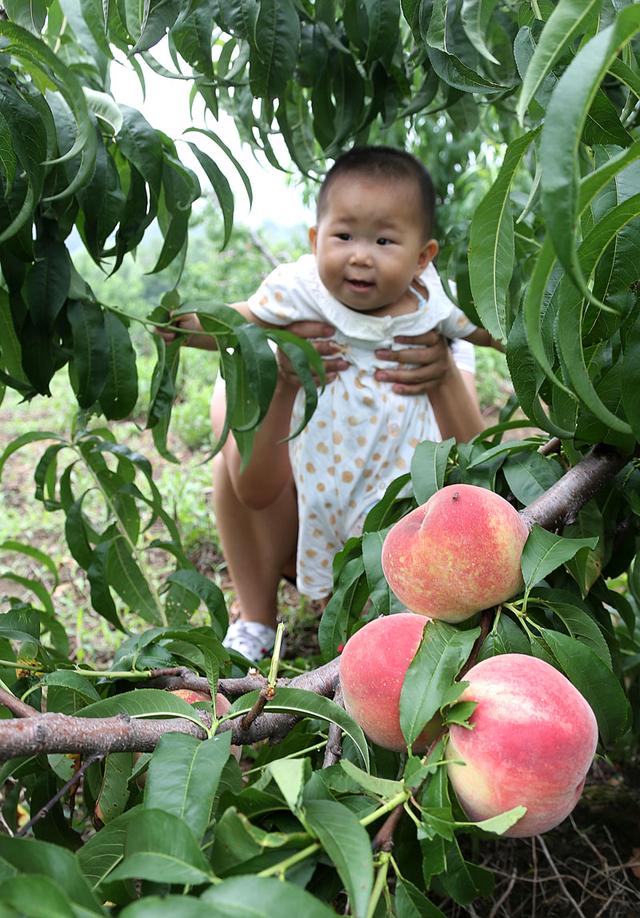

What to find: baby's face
left=309, top=174, right=437, bottom=315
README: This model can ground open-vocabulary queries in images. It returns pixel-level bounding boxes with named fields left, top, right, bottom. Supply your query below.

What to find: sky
left=109, top=50, right=314, bottom=230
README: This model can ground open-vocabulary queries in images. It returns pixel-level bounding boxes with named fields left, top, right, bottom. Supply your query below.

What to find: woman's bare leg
left=210, top=380, right=300, bottom=631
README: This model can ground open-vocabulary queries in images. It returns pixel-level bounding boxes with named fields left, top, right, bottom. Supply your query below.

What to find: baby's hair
left=316, top=146, right=436, bottom=238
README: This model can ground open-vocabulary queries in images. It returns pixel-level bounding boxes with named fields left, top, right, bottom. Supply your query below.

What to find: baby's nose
left=349, top=243, right=373, bottom=265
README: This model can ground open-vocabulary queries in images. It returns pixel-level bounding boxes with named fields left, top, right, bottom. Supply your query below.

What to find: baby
left=238, top=146, right=497, bottom=601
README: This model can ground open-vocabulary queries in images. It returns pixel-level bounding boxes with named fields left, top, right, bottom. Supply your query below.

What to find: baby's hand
left=153, top=311, right=211, bottom=349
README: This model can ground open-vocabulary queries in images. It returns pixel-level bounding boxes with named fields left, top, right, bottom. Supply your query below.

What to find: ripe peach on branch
left=381, top=484, right=530, bottom=622
left=338, top=612, right=440, bottom=751
left=446, top=653, right=598, bottom=837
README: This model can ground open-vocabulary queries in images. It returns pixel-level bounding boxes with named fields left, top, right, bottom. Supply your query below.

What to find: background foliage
left=1, top=1, right=640, bottom=915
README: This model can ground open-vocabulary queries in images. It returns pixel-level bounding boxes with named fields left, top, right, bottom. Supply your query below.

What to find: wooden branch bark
left=520, top=443, right=629, bottom=531
left=0, top=659, right=340, bottom=760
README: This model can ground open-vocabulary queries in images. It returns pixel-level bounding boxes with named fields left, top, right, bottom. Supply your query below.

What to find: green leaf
left=98, top=311, right=138, bottom=420
left=340, top=760, right=403, bottom=798
left=303, top=799, right=374, bottom=918
left=469, top=130, right=537, bottom=341
left=96, top=753, right=133, bottom=823
left=540, top=6, right=640, bottom=303
left=83, top=87, right=123, bottom=134
left=186, top=140, right=234, bottom=248
left=24, top=240, right=71, bottom=333
left=362, top=529, right=404, bottom=616
left=410, top=438, right=455, bottom=504
left=622, top=310, right=640, bottom=438
left=267, top=758, right=307, bottom=814
left=200, top=876, right=336, bottom=918
left=395, top=876, right=447, bottom=917
left=226, top=686, right=369, bottom=769
left=540, top=629, right=630, bottom=745
left=78, top=688, right=206, bottom=732
left=318, top=555, right=366, bottom=661
left=460, top=0, right=499, bottom=65
left=427, top=46, right=505, bottom=94
left=400, top=621, right=479, bottom=747
left=502, top=450, right=564, bottom=505
left=105, top=536, right=162, bottom=624
left=144, top=732, right=232, bottom=842
left=0, top=540, right=59, bottom=587
left=363, top=0, right=400, bottom=62
left=184, top=126, right=253, bottom=207
left=0, top=837, right=102, bottom=915
left=77, top=806, right=140, bottom=891
left=531, top=592, right=611, bottom=666
left=520, top=525, right=598, bottom=593
left=120, top=898, right=210, bottom=918
left=251, top=0, right=301, bottom=98
left=555, top=196, right=640, bottom=435
left=166, top=569, right=228, bottom=638
left=108, top=809, right=213, bottom=885
left=517, top=0, right=603, bottom=124
left=0, top=875, right=76, bottom=918
left=67, top=299, right=108, bottom=409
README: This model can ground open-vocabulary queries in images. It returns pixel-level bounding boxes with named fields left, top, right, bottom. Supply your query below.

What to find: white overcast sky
left=109, top=51, right=314, bottom=230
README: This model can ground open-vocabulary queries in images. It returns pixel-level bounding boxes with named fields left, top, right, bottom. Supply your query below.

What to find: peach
left=381, top=484, right=529, bottom=622
left=446, top=654, right=598, bottom=837
left=170, top=689, right=241, bottom=761
left=339, top=613, right=440, bottom=751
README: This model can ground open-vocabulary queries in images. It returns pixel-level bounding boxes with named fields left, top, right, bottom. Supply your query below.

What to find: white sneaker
left=222, top=620, right=284, bottom=662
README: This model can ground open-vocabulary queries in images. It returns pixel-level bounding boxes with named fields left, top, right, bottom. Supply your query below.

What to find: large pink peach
left=381, top=484, right=529, bottom=622
left=339, top=613, right=439, bottom=751
left=446, top=654, right=598, bottom=837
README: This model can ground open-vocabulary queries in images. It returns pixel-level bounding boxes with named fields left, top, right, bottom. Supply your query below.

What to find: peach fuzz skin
left=381, top=484, right=530, bottom=623
left=445, top=654, right=598, bottom=838
left=339, top=613, right=440, bottom=752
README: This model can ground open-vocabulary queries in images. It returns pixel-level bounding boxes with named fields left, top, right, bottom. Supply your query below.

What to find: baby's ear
left=309, top=226, right=318, bottom=252
left=418, top=238, right=439, bottom=270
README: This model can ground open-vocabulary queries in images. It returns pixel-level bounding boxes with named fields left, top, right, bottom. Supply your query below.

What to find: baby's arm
left=463, top=327, right=505, bottom=352
left=155, top=301, right=269, bottom=348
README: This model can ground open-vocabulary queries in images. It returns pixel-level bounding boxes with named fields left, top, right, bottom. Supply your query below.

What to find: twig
left=538, top=436, right=562, bottom=457
left=249, top=228, right=281, bottom=269
left=537, top=833, right=587, bottom=918
left=458, top=609, right=494, bottom=679
left=371, top=803, right=404, bottom=852
left=0, top=687, right=39, bottom=718
left=488, top=867, right=517, bottom=918
left=241, top=686, right=276, bottom=731
left=16, top=753, right=102, bottom=837
left=323, top=682, right=345, bottom=768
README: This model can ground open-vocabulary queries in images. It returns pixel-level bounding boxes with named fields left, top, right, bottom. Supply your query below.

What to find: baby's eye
left=335, top=232, right=351, bottom=241
left=377, top=237, right=393, bottom=246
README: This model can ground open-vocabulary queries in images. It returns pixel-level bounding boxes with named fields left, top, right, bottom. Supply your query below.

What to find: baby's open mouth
left=347, top=279, right=374, bottom=289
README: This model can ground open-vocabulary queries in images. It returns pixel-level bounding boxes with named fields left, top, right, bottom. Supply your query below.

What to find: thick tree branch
left=0, top=659, right=340, bottom=759
left=520, top=443, right=629, bottom=531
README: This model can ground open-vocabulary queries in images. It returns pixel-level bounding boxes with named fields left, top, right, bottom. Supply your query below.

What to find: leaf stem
left=366, top=852, right=390, bottom=918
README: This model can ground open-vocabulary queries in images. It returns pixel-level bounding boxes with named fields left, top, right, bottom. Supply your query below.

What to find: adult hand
left=374, top=330, right=452, bottom=395
left=276, top=320, right=350, bottom=388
